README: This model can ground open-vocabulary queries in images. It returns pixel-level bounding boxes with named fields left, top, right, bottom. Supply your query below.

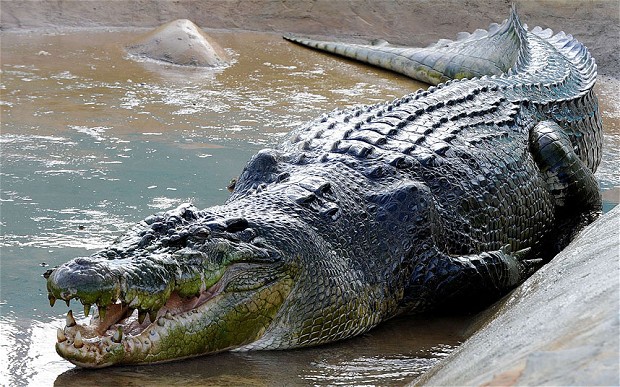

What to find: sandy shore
left=1, top=0, right=619, bottom=76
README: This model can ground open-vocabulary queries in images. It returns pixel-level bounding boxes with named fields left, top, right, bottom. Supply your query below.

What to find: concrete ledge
left=415, top=205, right=620, bottom=386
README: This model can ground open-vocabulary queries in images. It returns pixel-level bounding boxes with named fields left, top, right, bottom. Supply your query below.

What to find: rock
left=126, top=19, right=229, bottom=67
left=415, top=205, right=620, bottom=386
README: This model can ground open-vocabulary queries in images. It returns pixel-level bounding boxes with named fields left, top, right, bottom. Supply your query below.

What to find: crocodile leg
left=529, top=121, right=602, bottom=248
left=529, top=121, right=602, bottom=211
left=402, top=119, right=602, bottom=314
left=391, top=182, right=541, bottom=313
left=402, top=243, right=539, bottom=313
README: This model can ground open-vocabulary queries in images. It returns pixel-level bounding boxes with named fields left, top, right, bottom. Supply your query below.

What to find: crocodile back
left=228, top=9, right=603, bottom=258
left=200, top=9, right=609, bottom=339
left=283, top=8, right=602, bottom=172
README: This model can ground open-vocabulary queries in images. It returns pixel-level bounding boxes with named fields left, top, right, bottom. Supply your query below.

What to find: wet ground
left=0, top=29, right=618, bottom=386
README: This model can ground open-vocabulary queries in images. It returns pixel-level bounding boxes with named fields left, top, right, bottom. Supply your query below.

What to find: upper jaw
left=46, top=203, right=271, bottom=325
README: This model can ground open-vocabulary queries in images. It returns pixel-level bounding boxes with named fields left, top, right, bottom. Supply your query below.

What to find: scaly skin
left=46, top=8, right=602, bottom=367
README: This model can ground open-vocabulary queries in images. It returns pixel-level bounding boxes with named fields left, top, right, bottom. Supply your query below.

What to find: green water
left=1, top=29, right=618, bottom=386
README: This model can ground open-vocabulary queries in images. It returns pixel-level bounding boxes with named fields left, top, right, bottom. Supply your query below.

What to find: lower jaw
left=54, top=287, right=225, bottom=367
left=56, top=314, right=162, bottom=367
left=56, top=302, right=209, bottom=367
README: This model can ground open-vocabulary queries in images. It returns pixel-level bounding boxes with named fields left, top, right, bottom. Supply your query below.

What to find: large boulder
left=126, top=19, right=229, bottom=67
left=415, top=205, right=620, bottom=386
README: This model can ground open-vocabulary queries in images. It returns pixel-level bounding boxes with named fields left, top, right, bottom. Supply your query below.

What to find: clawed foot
left=501, top=245, right=544, bottom=276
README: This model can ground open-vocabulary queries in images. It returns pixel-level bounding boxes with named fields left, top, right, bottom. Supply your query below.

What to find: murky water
left=1, top=29, right=618, bottom=386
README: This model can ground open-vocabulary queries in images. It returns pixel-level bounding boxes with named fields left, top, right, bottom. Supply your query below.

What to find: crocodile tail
left=284, top=7, right=528, bottom=85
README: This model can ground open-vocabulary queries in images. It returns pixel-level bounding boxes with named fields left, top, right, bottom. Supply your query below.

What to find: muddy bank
left=1, top=1, right=619, bottom=76
left=415, top=206, right=620, bottom=386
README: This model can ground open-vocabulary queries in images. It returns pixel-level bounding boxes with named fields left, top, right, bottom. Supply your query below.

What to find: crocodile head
left=45, top=204, right=299, bottom=368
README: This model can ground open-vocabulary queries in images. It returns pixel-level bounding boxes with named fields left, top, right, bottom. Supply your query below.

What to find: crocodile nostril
left=225, top=218, right=249, bottom=233
left=181, top=207, right=197, bottom=221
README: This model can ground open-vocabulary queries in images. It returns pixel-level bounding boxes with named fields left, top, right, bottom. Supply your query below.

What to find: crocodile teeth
left=148, top=310, right=158, bottom=323
left=98, top=305, right=107, bottom=321
left=74, top=331, right=83, bottom=348
left=126, top=307, right=135, bottom=320
left=48, top=295, right=56, bottom=307
left=83, top=303, right=91, bottom=317
left=57, top=328, right=66, bottom=343
left=66, top=310, right=76, bottom=327
left=112, top=326, right=123, bottom=343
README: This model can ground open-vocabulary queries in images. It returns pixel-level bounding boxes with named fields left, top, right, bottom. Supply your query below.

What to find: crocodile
left=45, top=8, right=602, bottom=368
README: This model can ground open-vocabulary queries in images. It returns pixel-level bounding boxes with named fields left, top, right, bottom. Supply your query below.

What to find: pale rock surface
left=415, top=205, right=620, bottom=386
left=126, top=19, right=229, bottom=67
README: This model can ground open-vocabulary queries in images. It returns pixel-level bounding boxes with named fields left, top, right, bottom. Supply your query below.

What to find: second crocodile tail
left=284, top=7, right=528, bottom=85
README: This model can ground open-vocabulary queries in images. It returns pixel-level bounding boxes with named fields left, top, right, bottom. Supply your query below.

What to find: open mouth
left=45, top=211, right=290, bottom=367
left=53, top=280, right=224, bottom=367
